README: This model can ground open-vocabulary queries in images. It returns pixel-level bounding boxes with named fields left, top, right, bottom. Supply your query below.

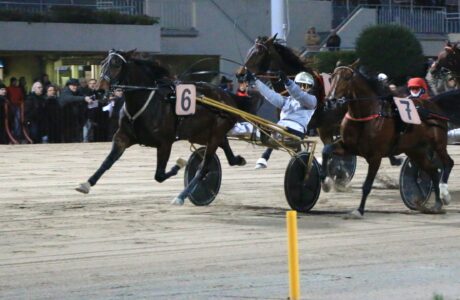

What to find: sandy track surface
left=1, top=140, right=460, bottom=299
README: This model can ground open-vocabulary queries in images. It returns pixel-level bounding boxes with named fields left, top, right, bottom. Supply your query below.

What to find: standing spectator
left=40, top=73, right=52, bottom=91
left=59, top=78, right=94, bottom=143
left=0, top=82, right=7, bottom=144
left=81, top=78, right=108, bottom=142
left=6, top=77, right=25, bottom=140
left=106, top=87, right=125, bottom=140
left=304, top=26, right=321, bottom=52
left=44, top=85, right=62, bottom=143
left=326, top=29, right=341, bottom=51
left=19, top=76, right=27, bottom=97
left=219, top=76, right=234, bottom=93
left=25, top=82, right=47, bottom=143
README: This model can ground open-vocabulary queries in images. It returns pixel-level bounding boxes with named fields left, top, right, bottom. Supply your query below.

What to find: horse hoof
left=427, top=205, right=446, bottom=214
left=439, top=183, right=451, bottom=206
left=321, top=177, right=333, bottom=193
left=171, top=197, right=185, bottom=206
left=255, top=158, right=267, bottom=169
left=75, top=182, right=91, bottom=194
left=389, top=156, right=403, bottom=166
left=236, top=156, right=246, bottom=166
left=334, top=183, right=351, bottom=193
left=344, top=209, right=363, bottom=219
left=176, top=157, right=188, bottom=169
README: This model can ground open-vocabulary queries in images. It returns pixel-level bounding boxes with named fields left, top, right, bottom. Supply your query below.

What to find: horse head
left=98, top=49, right=171, bottom=92
left=98, top=49, right=136, bottom=91
left=241, top=35, right=277, bottom=77
left=328, top=60, right=361, bottom=101
left=432, top=42, right=460, bottom=74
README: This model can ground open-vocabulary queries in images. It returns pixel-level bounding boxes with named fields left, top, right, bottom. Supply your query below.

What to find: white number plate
left=394, top=97, right=421, bottom=125
left=175, top=84, right=196, bottom=115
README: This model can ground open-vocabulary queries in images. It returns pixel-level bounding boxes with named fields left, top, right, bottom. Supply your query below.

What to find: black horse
left=76, top=50, right=246, bottom=205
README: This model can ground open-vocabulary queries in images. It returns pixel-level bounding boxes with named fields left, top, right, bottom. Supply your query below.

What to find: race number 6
left=175, top=84, right=196, bottom=115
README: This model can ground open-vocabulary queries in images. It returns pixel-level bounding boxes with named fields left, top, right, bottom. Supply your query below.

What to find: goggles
left=296, top=82, right=312, bottom=90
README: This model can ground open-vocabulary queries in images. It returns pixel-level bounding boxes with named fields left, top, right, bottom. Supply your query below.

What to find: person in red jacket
left=6, top=77, right=25, bottom=139
left=407, top=77, right=430, bottom=100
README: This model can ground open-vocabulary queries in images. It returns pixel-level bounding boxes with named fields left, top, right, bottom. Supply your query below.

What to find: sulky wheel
left=399, top=157, right=434, bottom=210
left=284, top=151, right=321, bottom=212
left=326, top=154, right=357, bottom=186
left=184, top=147, right=222, bottom=206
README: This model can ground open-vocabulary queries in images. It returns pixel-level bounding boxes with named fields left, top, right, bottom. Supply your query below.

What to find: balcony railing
left=0, top=0, right=144, bottom=15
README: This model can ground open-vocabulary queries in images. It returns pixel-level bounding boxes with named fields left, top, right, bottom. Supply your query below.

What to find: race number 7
left=399, top=99, right=412, bottom=120
left=175, top=84, right=196, bottom=115
left=393, top=97, right=421, bottom=125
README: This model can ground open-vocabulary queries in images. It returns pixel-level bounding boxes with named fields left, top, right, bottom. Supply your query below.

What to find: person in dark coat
left=325, top=29, right=341, bottom=51
left=0, top=82, right=8, bottom=144
left=59, top=78, right=95, bottom=143
left=24, top=81, right=47, bottom=143
left=44, top=85, right=62, bottom=143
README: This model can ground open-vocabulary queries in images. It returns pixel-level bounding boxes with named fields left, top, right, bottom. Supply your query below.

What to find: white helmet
left=377, top=73, right=388, bottom=81
left=294, top=72, right=314, bottom=87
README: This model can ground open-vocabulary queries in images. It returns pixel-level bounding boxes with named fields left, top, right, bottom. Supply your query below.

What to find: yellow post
left=287, top=210, right=300, bottom=300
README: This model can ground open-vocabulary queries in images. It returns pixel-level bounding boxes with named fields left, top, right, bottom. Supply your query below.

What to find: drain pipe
left=271, top=0, right=287, bottom=44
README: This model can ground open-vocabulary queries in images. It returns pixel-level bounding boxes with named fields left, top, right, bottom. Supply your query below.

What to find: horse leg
left=220, top=136, right=246, bottom=166
left=352, top=157, right=382, bottom=218
left=408, top=150, right=443, bottom=213
left=171, top=144, right=219, bottom=206
left=154, top=143, right=187, bottom=183
left=76, top=130, right=133, bottom=194
left=320, top=140, right=346, bottom=192
left=434, top=146, right=454, bottom=205
left=255, top=148, right=273, bottom=169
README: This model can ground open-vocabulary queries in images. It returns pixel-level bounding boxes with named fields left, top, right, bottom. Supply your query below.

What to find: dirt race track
left=1, top=140, right=460, bottom=300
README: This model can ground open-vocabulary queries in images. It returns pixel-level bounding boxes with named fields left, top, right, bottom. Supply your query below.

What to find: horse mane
left=272, top=41, right=313, bottom=72
left=131, top=58, right=171, bottom=80
left=355, top=68, right=392, bottom=99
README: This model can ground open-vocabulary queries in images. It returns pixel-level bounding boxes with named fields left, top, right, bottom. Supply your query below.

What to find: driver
left=407, top=77, right=430, bottom=100
left=245, top=70, right=317, bottom=169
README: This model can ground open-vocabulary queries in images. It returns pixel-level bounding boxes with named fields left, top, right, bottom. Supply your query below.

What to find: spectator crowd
left=0, top=75, right=125, bottom=144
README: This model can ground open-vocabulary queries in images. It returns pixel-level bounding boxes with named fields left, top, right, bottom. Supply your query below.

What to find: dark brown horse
left=241, top=35, right=344, bottom=144
left=431, top=42, right=460, bottom=88
left=321, top=61, right=456, bottom=217
left=76, top=50, right=246, bottom=205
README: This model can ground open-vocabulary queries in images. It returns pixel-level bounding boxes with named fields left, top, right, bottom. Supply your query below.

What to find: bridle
left=100, top=50, right=127, bottom=85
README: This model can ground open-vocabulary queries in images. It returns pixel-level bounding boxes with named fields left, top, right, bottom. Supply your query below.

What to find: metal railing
left=332, top=4, right=454, bottom=34
left=377, top=5, right=446, bottom=33
left=0, top=0, right=144, bottom=15
left=157, top=0, right=193, bottom=29
left=445, top=12, right=460, bottom=33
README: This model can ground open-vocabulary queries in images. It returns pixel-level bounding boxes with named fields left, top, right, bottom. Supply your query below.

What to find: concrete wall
left=3, top=55, right=41, bottom=91
left=338, top=8, right=376, bottom=50
left=146, top=0, right=332, bottom=77
left=0, top=22, right=161, bottom=52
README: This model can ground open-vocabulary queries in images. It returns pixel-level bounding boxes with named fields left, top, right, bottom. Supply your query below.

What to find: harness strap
left=123, top=90, right=156, bottom=122
left=345, top=112, right=380, bottom=122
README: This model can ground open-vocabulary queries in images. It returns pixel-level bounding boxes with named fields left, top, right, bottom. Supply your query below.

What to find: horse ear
left=446, top=40, right=452, bottom=47
left=350, top=59, right=360, bottom=69
left=267, top=33, right=278, bottom=45
left=125, top=49, right=137, bottom=59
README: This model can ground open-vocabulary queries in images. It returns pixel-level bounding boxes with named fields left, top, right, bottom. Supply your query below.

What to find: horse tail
left=430, top=90, right=460, bottom=125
